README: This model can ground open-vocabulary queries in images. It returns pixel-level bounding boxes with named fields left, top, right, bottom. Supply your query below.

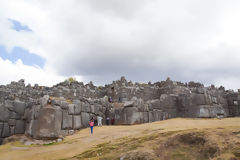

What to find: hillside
left=0, top=118, right=240, bottom=160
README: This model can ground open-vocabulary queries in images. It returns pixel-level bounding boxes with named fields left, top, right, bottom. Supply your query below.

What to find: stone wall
left=0, top=77, right=240, bottom=144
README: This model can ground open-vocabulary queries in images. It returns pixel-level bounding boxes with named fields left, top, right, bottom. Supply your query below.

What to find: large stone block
left=9, top=111, right=19, bottom=119
left=8, top=119, right=16, bottom=126
left=13, top=100, right=26, bottom=115
left=25, top=120, right=35, bottom=136
left=60, top=101, right=68, bottom=109
left=82, top=103, right=91, bottom=113
left=68, top=104, right=75, bottom=115
left=0, top=104, right=9, bottom=122
left=0, top=122, right=3, bottom=137
left=73, top=115, right=82, bottom=129
left=81, top=112, right=90, bottom=127
left=148, top=111, right=154, bottom=122
left=15, top=120, right=25, bottom=134
left=2, top=123, right=10, bottom=137
left=62, top=110, right=73, bottom=129
left=192, top=94, right=206, bottom=105
left=90, top=104, right=100, bottom=114
left=124, top=107, right=141, bottom=124
left=34, top=105, right=62, bottom=140
left=74, top=102, right=82, bottom=115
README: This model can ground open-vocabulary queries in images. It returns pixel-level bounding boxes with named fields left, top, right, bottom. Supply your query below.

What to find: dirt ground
left=0, top=118, right=240, bottom=160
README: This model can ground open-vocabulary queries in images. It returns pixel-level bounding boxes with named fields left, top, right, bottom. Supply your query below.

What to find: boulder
left=9, top=111, right=20, bottom=119
left=0, top=104, right=9, bottom=122
left=34, top=105, right=62, bottom=140
left=0, top=138, right=3, bottom=145
left=2, top=123, right=10, bottom=137
left=68, top=104, right=75, bottom=115
left=62, top=110, right=73, bottom=129
left=0, top=122, right=3, bottom=137
left=8, top=119, right=16, bottom=126
left=74, top=102, right=82, bottom=115
left=192, top=94, right=206, bottom=105
left=124, top=107, right=141, bottom=124
left=25, top=120, right=35, bottom=136
left=60, top=101, right=68, bottom=109
left=81, top=112, right=90, bottom=127
left=82, top=103, right=91, bottom=112
left=15, top=120, right=25, bottom=134
left=73, top=115, right=82, bottom=129
left=13, top=100, right=26, bottom=115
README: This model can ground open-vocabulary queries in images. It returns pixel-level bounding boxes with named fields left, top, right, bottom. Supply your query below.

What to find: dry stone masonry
left=0, top=77, right=240, bottom=144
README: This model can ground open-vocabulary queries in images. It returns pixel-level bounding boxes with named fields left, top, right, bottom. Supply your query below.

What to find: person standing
left=89, top=118, right=94, bottom=134
left=97, top=115, right=103, bottom=126
left=106, top=117, right=110, bottom=125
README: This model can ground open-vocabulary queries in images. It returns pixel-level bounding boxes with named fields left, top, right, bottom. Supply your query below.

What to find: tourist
left=89, top=117, right=94, bottom=134
left=111, top=117, right=115, bottom=125
left=97, top=115, right=103, bottom=126
left=109, top=96, right=113, bottom=103
left=106, top=117, right=110, bottom=125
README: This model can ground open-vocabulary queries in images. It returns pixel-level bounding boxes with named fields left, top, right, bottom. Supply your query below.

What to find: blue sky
left=0, top=45, right=45, bottom=68
left=0, top=19, right=45, bottom=68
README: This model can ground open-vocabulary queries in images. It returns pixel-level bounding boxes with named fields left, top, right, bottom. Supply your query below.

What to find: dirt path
left=0, top=118, right=239, bottom=160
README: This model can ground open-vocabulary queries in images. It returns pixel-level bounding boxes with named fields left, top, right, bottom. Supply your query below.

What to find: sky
left=1, top=0, right=240, bottom=89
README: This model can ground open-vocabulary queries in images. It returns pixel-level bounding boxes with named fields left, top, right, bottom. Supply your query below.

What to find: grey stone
left=15, top=120, right=25, bottom=134
left=82, top=103, right=91, bottom=112
left=10, top=126, right=14, bottom=136
left=41, top=95, right=50, bottom=106
left=25, top=120, right=35, bottom=136
left=13, top=100, right=26, bottom=115
left=81, top=112, right=90, bottom=127
left=73, top=115, right=82, bottom=129
left=68, top=104, right=75, bottom=115
left=34, top=105, right=62, bottom=140
left=0, top=138, right=3, bottom=145
left=2, top=123, right=10, bottom=137
left=9, top=111, right=20, bottom=119
left=8, top=119, right=16, bottom=126
left=0, top=122, right=3, bottom=137
left=192, top=94, right=206, bottom=105
left=124, top=107, right=141, bottom=124
left=60, top=101, right=68, bottom=109
left=0, top=104, right=9, bottom=122
left=62, top=110, right=73, bottom=129
left=74, top=102, right=82, bottom=115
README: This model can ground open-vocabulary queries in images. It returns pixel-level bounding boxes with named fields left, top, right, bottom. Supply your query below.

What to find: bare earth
left=0, top=118, right=240, bottom=160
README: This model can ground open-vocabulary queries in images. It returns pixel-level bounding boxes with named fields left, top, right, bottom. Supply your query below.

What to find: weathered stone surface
left=81, top=112, right=90, bottom=127
left=62, top=110, right=73, bottom=129
left=82, top=103, right=91, bottom=112
left=2, top=123, right=10, bottom=137
left=15, top=120, right=25, bottom=134
left=74, top=102, right=82, bottom=115
left=60, top=101, right=68, bottom=109
left=124, top=107, right=141, bottom=124
left=192, top=94, right=206, bottom=105
left=25, top=120, right=35, bottom=136
left=73, top=115, right=82, bottom=129
left=34, top=105, right=62, bottom=139
left=68, top=104, right=75, bottom=115
left=0, top=104, right=9, bottom=122
left=0, top=122, right=3, bottom=137
left=13, top=100, right=26, bottom=115
left=0, top=138, right=3, bottom=145
left=8, top=119, right=16, bottom=126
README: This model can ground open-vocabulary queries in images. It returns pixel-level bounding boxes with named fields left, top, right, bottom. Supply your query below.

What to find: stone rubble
left=0, top=77, right=240, bottom=144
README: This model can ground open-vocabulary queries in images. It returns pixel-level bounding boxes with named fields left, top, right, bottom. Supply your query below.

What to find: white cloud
left=0, top=57, right=82, bottom=86
left=1, top=0, right=240, bottom=89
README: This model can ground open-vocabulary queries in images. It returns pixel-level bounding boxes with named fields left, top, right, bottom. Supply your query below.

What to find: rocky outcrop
left=0, top=77, right=240, bottom=144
